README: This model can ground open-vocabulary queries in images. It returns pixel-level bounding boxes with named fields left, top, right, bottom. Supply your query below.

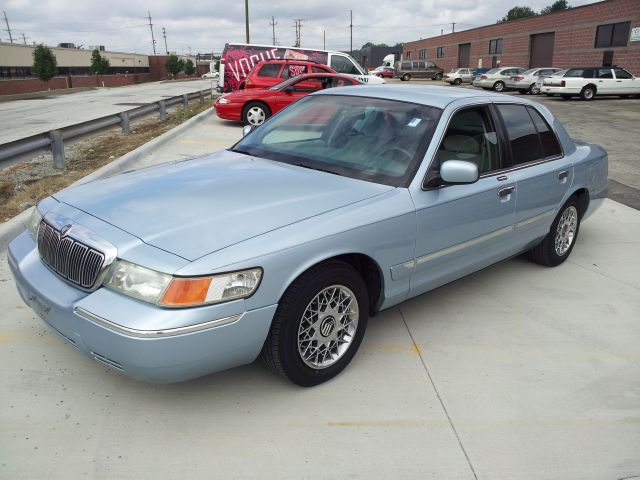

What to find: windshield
left=232, top=94, right=442, bottom=187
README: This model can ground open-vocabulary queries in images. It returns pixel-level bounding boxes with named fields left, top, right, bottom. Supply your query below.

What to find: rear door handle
left=558, top=170, right=568, bottom=180
left=498, top=186, right=516, bottom=197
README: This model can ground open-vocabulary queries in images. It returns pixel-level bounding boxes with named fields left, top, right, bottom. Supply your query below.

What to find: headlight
left=104, top=260, right=262, bottom=308
left=104, top=260, right=172, bottom=304
left=26, top=206, right=43, bottom=241
left=217, top=97, right=230, bottom=104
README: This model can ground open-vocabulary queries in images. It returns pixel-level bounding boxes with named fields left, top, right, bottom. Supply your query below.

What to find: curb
left=0, top=107, right=214, bottom=251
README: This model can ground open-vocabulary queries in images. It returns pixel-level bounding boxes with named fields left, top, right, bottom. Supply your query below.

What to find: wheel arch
left=279, top=252, right=384, bottom=316
left=571, top=187, right=590, bottom=219
left=582, top=83, right=597, bottom=93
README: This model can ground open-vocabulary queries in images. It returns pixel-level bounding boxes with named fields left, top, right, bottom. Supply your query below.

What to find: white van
left=218, top=43, right=384, bottom=92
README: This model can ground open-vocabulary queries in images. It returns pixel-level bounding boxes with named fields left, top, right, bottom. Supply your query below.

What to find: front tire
left=260, top=261, right=369, bottom=387
left=453, top=78, right=462, bottom=85
left=527, top=197, right=580, bottom=267
left=493, top=81, right=505, bottom=92
left=242, top=101, right=271, bottom=126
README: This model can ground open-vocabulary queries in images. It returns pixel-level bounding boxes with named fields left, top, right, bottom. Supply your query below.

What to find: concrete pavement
left=1, top=112, right=639, bottom=479
left=0, top=78, right=215, bottom=145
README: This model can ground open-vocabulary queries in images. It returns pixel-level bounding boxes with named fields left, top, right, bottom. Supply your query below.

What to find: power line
left=269, top=16, right=277, bottom=45
left=3, top=11, right=13, bottom=43
left=147, top=11, right=156, bottom=55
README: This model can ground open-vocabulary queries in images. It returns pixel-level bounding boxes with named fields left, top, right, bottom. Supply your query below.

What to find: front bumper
left=8, top=231, right=276, bottom=383
left=214, top=101, right=242, bottom=122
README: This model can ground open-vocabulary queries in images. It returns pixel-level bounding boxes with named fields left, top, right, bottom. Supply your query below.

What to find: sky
left=1, top=0, right=599, bottom=55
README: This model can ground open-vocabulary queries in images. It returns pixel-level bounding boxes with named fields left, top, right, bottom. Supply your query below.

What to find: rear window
left=497, top=105, right=544, bottom=165
left=527, top=108, right=562, bottom=158
left=485, top=68, right=500, bottom=74
left=258, top=64, right=281, bottom=78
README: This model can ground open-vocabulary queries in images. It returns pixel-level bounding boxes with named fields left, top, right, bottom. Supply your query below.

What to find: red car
left=372, top=66, right=395, bottom=78
left=242, top=60, right=335, bottom=90
left=215, top=73, right=362, bottom=126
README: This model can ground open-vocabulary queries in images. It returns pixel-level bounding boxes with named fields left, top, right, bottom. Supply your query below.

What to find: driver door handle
left=498, top=186, right=516, bottom=197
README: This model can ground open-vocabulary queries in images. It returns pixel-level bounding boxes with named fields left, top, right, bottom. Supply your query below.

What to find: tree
left=90, top=49, right=110, bottom=75
left=541, top=0, right=570, bottom=14
left=184, top=59, right=196, bottom=75
left=32, top=45, right=57, bottom=84
left=164, top=54, right=185, bottom=77
left=497, top=6, right=538, bottom=23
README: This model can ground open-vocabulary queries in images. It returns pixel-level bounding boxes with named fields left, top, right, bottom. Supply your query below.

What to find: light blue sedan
left=8, top=86, right=608, bottom=386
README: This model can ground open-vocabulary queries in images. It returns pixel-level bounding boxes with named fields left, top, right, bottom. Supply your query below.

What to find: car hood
left=53, top=150, right=393, bottom=261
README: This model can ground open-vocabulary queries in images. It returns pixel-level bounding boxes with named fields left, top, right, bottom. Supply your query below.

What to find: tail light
left=481, top=75, right=488, bottom=80
left=514, top=76, right=524, bottom=81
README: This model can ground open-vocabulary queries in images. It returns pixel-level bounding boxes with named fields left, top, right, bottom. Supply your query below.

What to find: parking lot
left=1, top=82, right=639, bottom=479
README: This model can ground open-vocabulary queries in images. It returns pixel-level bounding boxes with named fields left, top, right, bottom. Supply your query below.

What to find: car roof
left=254, top=59, right=327, bottom=65
left=313, top=85, right=525, bottom=109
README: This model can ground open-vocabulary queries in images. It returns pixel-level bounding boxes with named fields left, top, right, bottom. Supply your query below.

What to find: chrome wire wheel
left=246, top=106, right=266, bottom=125
left=555, top=206, right=578, bottom=256
left=297, top=285, right=359, bottom=370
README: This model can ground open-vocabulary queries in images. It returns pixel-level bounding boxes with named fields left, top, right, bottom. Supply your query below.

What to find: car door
left=494, top=104, right=573, bottom=249
left=461, top=69, right=473, bottom=82
left=408, top=105, right=517, bottom=298
left=613, top=68, right=638, bottom=94
left=595, top=68, right=616, bottom=94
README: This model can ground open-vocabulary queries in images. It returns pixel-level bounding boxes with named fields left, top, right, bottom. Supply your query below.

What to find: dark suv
left=395, top=61, right=444, bottom=81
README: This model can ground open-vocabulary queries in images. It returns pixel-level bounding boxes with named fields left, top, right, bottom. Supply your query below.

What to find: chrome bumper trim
left=74, top=307, right=242, bottom=338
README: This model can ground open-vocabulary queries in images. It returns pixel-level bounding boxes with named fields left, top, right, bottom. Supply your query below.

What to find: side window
left=257, top=64, right=281, bottom=78
left=614, top=69, right=633, bottom=79
left=329, top=56, right=360, bottom=75
left=312, top=66, right=329, bottom=73
left=527, top=108, right=562, bottom=158
left=597, top=68, right=613, bottom=79
left=436, top=107, right=502, bottom=174
left=281, top=64, right=308, bottom=79
left=497, top=105, right=543, bottom=165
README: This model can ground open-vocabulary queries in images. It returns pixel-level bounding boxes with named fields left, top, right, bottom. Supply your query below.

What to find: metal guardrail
left=0, top=89, right=212, bottom=169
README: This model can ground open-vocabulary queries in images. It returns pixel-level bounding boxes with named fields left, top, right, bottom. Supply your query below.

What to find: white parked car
left=202, top=71, right=219, bottom=79
left=472, top=67, right=525, bottom=92
left=541, top=67, right=640, bottom=100
left=443, top=68, right=474, bottom=85
left=506, top=67, right=563, bottom=94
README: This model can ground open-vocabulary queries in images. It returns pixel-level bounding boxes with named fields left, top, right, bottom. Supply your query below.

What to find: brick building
left=403, top=0, right=640, bottom=75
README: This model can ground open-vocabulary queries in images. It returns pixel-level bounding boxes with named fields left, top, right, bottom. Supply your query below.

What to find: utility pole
left=244, top=0, right=250, bottom=43
left=349, top=10, right=354, bottom=56
left=269, top=16, right=277, bottom=45
left=293, top=19, right=304, bottom=47
left=451, top=22, right=456, bottom=33
left=147, top=11, right=157, bottom=54
left=3, top=11, right=13, bottom=43
left=323, top=30, right=326, bottom=50
left=162, top=27, right=168, bottom=54
left=20, top=33, right=28, bottom=45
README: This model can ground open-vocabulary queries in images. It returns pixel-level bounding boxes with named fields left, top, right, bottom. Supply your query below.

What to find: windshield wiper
left=229, top=148, right=253, bottom=156
left=294, top=163, right=339, bottom=175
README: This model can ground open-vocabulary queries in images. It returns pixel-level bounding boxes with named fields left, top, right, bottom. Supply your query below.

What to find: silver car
left=506, top=67, right=563, bottom=94
left=8, top=86, right=608, bottom=386
left=443, top=68, right=474, bottom=85
left=472, top=66, right=525, bottom=91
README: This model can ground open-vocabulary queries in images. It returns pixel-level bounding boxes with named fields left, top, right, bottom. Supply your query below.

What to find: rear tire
left=529, top=83, right=540, bottom=95
left=401, top=73, right=411, bottom=81
left=434, top=73, right=443, bottom=81
left=260, top=261, right=369, bottom=387
left=527, top=197, right=580, bottom=267
left=580, top=86, right=595, bottom=101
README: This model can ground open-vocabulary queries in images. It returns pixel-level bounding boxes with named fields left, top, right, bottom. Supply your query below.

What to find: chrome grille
left=37, top=220, right=106, bottom=289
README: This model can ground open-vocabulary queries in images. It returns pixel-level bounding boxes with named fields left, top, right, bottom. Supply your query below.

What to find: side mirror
left=440, top=160, right=479, bottom=184
left=242, top=125, right=254, bottom=137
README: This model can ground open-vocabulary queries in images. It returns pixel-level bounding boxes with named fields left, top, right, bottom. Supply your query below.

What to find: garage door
left=529, top=32, right=555, bottom=68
